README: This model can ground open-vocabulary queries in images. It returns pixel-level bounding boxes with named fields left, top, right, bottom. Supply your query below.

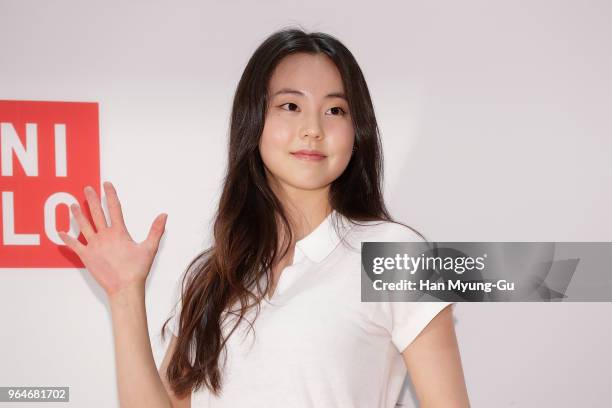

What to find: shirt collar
left=295, top=209, right=353, bottom=264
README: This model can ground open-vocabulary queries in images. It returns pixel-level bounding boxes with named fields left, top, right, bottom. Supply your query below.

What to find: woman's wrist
left=108, top=282, right=146, bottom=308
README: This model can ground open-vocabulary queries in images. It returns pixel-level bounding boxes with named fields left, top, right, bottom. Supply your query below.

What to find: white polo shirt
left=168, top=210, right=454, bottom=407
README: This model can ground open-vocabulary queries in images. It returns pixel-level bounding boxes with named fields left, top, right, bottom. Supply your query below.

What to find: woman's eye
left=279, top=103, right=347, bottom=116
left=328, top=107, right=347, bottom=116
left=280, top=103, right=299, bottom=112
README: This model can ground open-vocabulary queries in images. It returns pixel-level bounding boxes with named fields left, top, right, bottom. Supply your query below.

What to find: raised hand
left=58, top=181, right=168, bottom=298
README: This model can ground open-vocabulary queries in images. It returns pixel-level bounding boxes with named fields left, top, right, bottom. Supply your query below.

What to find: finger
left=103, top=181, right=129, bottom=234
left=70, top=203, right=95, bottom=241
left=58, top=230, right=86, bottom=256
left=144, top=213, right=168, bottom=253
left=84, top=185, right=109, bottom=232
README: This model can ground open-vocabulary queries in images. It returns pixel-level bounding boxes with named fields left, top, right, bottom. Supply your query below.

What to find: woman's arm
left=109, top=284, right=173, bottom=408
left=58, top=182, right=172, bottom=408
left=401, top=304, right=470, bottom=408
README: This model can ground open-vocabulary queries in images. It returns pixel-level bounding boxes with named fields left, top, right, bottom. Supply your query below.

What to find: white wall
left=1, top=0, right=610, bottom=406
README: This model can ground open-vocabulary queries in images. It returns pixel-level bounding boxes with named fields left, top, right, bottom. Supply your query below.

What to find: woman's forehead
left=268, top=53, right=345, bottom=96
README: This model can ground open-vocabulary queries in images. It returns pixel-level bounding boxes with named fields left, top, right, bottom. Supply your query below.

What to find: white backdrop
left=1, top=0, right=611, bottom=407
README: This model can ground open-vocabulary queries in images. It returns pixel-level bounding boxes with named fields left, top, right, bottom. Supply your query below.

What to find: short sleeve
left=369, top=301, right=455, bottom=353
left=366, top=221, right=456, bottom=352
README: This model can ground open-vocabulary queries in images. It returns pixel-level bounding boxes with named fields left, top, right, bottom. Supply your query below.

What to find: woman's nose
left=302, top=130, right=322, bottom=140
left=300, top=114, right=324, bottom=140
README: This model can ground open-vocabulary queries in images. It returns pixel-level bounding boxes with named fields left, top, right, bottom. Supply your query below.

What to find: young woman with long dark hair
left=59, top=27, right=469, bottom=407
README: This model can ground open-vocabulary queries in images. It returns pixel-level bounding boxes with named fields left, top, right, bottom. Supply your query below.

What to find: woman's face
left=259, top=52, right=355, bottom=195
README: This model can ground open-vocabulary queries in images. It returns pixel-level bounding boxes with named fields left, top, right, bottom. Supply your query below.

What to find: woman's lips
left=291, top=152, right=326, bottom=161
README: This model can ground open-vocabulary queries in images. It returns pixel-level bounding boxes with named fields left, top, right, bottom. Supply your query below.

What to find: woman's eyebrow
left=271, top=88, right=348, bottom=101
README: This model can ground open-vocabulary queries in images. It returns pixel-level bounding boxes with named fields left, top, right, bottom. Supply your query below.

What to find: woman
left=59, top=27, right=469, bottom=407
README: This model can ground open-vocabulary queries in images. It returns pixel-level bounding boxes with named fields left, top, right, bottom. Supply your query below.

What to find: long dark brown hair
left=160, top=26, right=423, bottom=398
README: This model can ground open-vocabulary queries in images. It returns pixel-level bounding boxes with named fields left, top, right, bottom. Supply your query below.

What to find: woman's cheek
left=328, top=130, right=355, bottom=159
left=263, top=121, right=294, bottom=149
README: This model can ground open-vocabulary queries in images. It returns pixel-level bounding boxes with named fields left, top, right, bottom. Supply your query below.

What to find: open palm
left=58, top=181, right=167, bottom=297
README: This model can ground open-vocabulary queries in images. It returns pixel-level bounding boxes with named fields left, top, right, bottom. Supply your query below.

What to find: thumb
left=145, top=213, right=167, bottom=253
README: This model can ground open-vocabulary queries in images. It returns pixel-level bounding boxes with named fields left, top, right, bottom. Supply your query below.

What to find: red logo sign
left=0, top=100, right=100, bottom=268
